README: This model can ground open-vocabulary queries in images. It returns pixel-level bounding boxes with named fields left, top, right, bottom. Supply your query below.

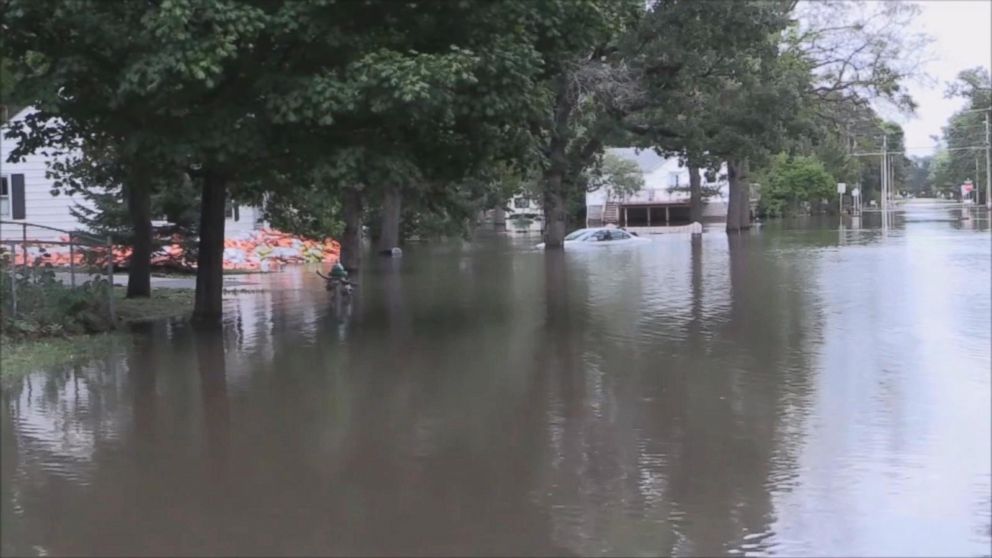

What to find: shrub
left=756, top=154, right=837, bottom=218
left=0, top=258, right=114, bottom=339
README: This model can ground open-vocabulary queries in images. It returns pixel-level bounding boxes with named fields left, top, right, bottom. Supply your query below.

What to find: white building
left=1, top=107, right=262, bottom=241
left=505, top=193, right=543, bottom=233
left=586, top=148, right=729, bottom=227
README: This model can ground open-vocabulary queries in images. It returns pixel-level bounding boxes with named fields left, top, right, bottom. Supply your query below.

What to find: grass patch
left=1, top=288, right=194, bottom=380
left=1, top=332, right=125, bottom=381
left=114, top=287, right=194, bottom=323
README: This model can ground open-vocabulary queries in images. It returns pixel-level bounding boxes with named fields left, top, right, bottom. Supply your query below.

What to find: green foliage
left=906, top=156, right=933, bottom=196
left=626, top=0, right=794, bottom=165
left=2, top=0, right=933, bottom=262
left=756, top=154, right=836, bottom=218
left=0, top=57, right=31, bottom=122
left=933, top=67, right=991, bottom=198
left=586, top=152, right=644, bottom=200
left=264, top=185, right=345, bottom=241
left=0, top=262, right=114, bottom=339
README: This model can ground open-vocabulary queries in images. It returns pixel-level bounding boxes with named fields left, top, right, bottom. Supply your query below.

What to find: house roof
left=607, top=147, right=669, bottom=174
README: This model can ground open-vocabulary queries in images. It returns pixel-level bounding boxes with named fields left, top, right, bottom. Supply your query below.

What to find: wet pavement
left=2, top=201, right=990, bottom=556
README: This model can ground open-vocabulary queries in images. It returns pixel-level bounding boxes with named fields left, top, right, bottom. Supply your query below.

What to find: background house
left=586, top=148, right=729, bottom=227
left=505, top=193, right=543, bottom=233
left=1, top=107, right=262, bottom=241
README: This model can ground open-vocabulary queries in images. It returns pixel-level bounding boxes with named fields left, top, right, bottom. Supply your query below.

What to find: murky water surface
left=2, top=201, right=990, bottom=557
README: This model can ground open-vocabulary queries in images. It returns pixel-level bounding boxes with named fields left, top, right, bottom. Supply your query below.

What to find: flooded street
left=2, top=201, right=990, bottom=557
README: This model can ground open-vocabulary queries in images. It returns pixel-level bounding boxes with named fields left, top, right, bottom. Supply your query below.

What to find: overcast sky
left=895, top=0, right=992, bottom=156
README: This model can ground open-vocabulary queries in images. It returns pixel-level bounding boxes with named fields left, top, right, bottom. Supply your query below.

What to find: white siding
left=585, top=149, right=730, bottom=219
left=1, top=109, right=95, bottom=241
left=2, top=107, right=265, bottom=242
left=225, top=205, right=265, bottom=236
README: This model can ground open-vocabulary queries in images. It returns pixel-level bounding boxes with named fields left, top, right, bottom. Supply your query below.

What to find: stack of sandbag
left=4, top=229, right=340, bottom=272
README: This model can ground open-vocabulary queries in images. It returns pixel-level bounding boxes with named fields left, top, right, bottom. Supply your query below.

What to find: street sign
left=962, top=181, right=974, bottom=197
left=837, top=182, right=847, bottom=194
left=851, top=187, right=860, bottom=197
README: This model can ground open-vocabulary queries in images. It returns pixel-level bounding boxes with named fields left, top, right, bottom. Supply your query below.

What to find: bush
left=0, top=259, right=114, bottom=339
left=756, top=154, right=837, bottom=218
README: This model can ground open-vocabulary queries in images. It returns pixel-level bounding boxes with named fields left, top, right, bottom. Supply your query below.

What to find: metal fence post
left=106, top=235, right=116, bottom=325
left=21, top=223, right=28, bottom=276
left=69, top=233, right=77, bottom=288
left=7, top=242, right=16, bottom=316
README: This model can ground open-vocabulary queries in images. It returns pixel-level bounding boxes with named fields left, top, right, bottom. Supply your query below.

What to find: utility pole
left=881, top=134, right=888, bottom=211
left=977, top=156, right=982, bottom=206
left=889, top=151, right=894, bottom=203
left=985, top=111, right=991, bottom=209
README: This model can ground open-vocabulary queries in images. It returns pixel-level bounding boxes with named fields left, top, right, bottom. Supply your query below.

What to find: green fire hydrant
left=330, top=262, right=348, bottom=279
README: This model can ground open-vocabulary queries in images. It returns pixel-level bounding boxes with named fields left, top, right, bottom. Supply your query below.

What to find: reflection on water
left=2, top=201, right=990, bottom=556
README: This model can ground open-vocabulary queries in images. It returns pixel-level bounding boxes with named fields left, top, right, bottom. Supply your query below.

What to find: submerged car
left=536, top=227, right=648, bottom=249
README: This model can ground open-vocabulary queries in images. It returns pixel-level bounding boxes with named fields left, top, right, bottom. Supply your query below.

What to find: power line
left=851, top=145, right=989, bottom=156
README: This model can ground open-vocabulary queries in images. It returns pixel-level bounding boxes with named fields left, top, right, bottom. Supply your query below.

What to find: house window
left=514, top=197, right=529, bottom=209
left=224, top=200, right=240, bottom=221
left=669, top=172, right=680, bottom=188
left=0, top=176, right=8, bottom=217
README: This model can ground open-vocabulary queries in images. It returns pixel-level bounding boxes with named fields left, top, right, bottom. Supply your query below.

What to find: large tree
left=934, top=67, right=991, bottom=202
left=625, top=0, right=796, bottom=231
left=259, top=0, right=546, bottom=269
left=524, top=0, right=643, bottom=248
left=4, top=1, right=301, bottom=322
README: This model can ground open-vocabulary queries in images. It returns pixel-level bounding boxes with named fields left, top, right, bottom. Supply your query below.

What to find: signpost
left=961, top=180, right=975, bottom=202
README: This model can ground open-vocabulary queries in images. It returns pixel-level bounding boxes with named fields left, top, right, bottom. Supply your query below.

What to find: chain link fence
left=1, top=221, right=117, bottom=334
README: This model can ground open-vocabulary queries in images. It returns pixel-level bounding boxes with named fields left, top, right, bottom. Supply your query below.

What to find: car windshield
left=564, top=229, right=592, bottom=241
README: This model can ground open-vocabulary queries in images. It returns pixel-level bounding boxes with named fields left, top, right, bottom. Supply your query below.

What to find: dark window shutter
left=11, top=174, right=25, bottom=219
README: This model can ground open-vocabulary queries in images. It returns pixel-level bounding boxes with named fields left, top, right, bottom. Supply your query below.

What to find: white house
left=505, top=193, right=543, bottom=233
left=586, top=147, right=729, bottom=227
left=1, top=107, right=262, bottom=241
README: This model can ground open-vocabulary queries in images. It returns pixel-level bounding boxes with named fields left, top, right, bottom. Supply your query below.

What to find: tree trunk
left=688, top=164, right=703, bottom=223
left=726, top=159, right=752, bottom=232
left=493, top=205, right=506, bottom=232
left=341, top=187, right=363, bottom=271
left=738, top=159, right=751, bottom=229
left=542, top=171, right=568, bottom=249
left=376, top=184, right=402, bottom=254
left=542, top=73, right=575, bottom=250
left=125, top=177, right=152, bottom=298
left=192, top=171, right=227, bottom=325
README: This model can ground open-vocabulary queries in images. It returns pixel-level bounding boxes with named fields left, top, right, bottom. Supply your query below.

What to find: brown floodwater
left=2, top=201, right=990, bottom=557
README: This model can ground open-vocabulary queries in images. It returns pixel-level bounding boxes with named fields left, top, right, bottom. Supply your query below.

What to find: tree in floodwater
left=933, top=67, right=992, bottom=201
left=768, top=1, right=929, bottom=207
left=906, top=156, right=934, bottom=197
left=624, top=0, right=796, bottom=231
left=4, top=1, right=299, bottom=321
left=257, top=0, right=548, bottom=269
left=753, top=154, right=836, bottom=217
left=45, top=141, right=203, bottom=285
left=523, top=0, right=644, bottom=248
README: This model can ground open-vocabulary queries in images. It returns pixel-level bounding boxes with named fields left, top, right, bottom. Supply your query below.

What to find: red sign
left=962, top=181, right=974, bottom=194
